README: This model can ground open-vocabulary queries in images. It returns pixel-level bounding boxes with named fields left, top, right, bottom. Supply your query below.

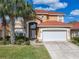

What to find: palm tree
left=15, top=0, right=35, bottom=38
left=4, top=0, right=35, bottom=44
left=17, top=1, right=36, bottom=37
left=0, top=0, right=7, bottom=43
left=4, top=0, right=16, bottom=44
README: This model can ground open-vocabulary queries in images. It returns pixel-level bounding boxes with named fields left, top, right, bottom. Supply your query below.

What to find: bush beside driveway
left=71, top=37, right=79, bottom=46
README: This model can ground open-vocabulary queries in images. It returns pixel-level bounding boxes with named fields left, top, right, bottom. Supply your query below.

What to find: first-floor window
left=78, top=32, right=79, bottom=36
left=15, top=32, right=25, bottom=36
left=75, top=32, right=79, bottom=37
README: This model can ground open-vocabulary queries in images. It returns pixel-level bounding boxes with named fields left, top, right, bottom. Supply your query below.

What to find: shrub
left=0, top=36, right=31, bottom=45
left=15, top=36, right=30, bottom=45
left=72, top=37, right=79, bottom=42
left=5, top=36, right=10, bottom=41
left=0, top=36, right=10, bottom=45
left=71, top=37, right=79, bottom=45
left=0, top=37, right=3, bottom=41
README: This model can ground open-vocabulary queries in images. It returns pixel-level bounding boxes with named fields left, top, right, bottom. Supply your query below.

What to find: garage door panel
left=42, top=31, right=67, bottom=41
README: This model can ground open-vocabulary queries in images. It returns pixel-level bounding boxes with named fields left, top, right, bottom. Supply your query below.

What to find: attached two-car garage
left=37, top=27, right=71, bottom=42
left=42, top=30, right=67, bottom=41
left=37, top=21, right=71, bottom=42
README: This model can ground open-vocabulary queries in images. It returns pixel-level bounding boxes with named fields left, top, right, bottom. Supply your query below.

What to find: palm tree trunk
left=23, top=17, right=27, bottom=37
left=2, top=16, right=6, bottom=43
left=24, top=22, right=27, bottom=37
left=10, top=16, right=15, bottom=44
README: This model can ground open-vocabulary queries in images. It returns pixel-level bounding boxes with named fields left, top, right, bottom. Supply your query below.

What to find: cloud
left=35, top=7, right=56, bottom=11
left=71, top=9, right=79, bottom=16
left=67, top=16, right=74, bottom=19
left=33, top=0, right=59, bottom=4
left=33, top=0, right=68, bottom=10
left=50, top=2, right=68, bottom=10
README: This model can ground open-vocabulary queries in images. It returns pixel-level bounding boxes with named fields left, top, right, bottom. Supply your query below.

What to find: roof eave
left=37, top=25, right=72, bottom=28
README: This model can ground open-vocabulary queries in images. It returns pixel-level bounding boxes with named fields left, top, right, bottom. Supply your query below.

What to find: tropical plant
left=0, top=0, right=7, bottom=43
left=14, top=0, right=36, bottom=38
left=0, top=0, right=35, bottom=44
left=4, top=0, right=16, bottom=44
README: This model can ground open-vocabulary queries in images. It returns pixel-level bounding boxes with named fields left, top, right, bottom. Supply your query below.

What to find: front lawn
left=0, top=45, right=51, bottom=59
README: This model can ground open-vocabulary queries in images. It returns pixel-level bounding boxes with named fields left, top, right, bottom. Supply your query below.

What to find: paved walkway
left=44, top=42, right=79, bottom=59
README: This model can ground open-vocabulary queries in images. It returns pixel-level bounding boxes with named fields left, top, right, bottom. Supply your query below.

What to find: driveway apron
left=44, top=42, right=79, bottom=59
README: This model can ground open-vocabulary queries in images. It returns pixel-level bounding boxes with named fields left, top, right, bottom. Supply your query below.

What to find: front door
left=29, top=22, right=37, bottom=39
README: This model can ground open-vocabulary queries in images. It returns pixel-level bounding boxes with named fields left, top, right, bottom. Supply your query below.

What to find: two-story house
left=0, top=10, right=77, bottom=42
left=6, top=10, right=71, bottom=42
left=27, top=10, right=72, bottom=42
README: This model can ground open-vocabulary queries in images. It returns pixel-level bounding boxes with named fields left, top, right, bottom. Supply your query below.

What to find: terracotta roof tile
left=37, top=21, right=72, bottom=28
left=38, top=21, right=65, bottom=25
left=35, top=10, right=48, bottom=14
left=71, top=22, right=79, bottom=29
left=48, top=12, right=64, bottom=15
left=35, top=10, right=64, bottom=15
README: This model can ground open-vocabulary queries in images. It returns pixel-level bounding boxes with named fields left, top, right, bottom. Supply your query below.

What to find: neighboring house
left=70, top=22, right=79, bottom=37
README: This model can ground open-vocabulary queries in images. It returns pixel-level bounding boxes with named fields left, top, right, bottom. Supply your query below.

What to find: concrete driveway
left=44, top=42, right=79, bottom=59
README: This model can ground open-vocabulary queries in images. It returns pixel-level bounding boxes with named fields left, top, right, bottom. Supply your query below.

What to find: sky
left=27, top=0, right=79, bottom=23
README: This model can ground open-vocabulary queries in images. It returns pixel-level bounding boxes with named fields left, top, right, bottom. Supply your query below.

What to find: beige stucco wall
left=36, top=15, right=64, bottom=22
left=37, top=28, right=71, bottom=42
left=35, top=20, right=41, bottom=24
left=36, top=15, right=47, bottom=21
left=48, top=15, right=59, bottom=21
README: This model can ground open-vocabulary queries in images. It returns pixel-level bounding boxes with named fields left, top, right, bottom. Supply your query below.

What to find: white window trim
left=58, top=16, right=64, bottom=22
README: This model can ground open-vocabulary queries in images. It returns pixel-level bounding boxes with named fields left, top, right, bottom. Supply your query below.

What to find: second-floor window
left=38, top=15, right=44, bottom=19
left=59, top=16, right=63, bottom=21
left=37, top=15, right=47, bottom=20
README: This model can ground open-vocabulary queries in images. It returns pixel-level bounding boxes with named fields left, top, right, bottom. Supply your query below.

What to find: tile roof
left=38, top=21, right=64, bottom=25
left=48, top=12, right=64, bottom=15
left=71, top=22, right=79, bottom=29
left=35, top=10, right=64, bottom=15
left=38, top=21, right=71, bottom=28
left=35, top=10, right=48, bottom=14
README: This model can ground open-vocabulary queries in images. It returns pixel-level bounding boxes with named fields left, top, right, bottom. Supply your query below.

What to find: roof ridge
left=35, top=9, right=64, bottom=15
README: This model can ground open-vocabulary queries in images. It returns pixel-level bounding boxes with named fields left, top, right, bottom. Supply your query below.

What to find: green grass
left=0, top=45, right=51, bottom=59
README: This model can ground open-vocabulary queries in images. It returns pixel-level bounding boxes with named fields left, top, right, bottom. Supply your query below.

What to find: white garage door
left=42, top=30, right=67, bottom=41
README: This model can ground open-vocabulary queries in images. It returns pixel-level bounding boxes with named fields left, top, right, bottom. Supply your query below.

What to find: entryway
left=29, top=22, right=37, bottom=40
